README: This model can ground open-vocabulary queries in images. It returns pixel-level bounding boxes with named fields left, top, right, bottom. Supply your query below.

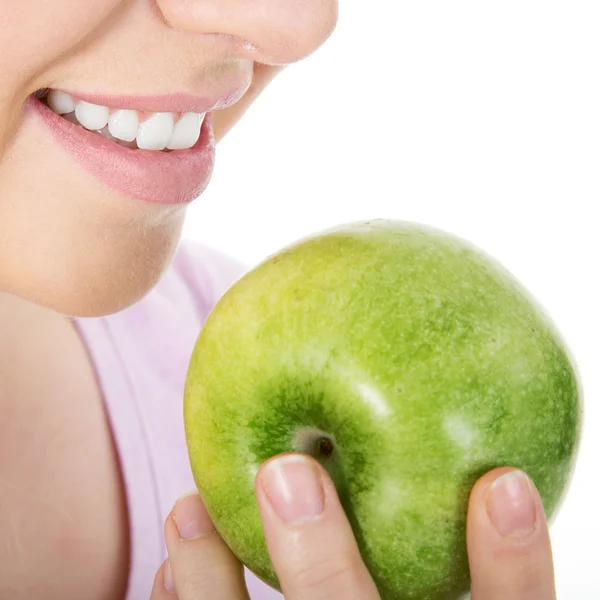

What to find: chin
left=1, top=228, right=183, bottom=317
left=0, top=195, right=185, bottom=316
left=1, top=213, right=184, bottom=317
left=0, top=163, right=187, bottom=318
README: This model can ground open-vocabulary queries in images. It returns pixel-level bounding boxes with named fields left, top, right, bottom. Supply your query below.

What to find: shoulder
left=0, top=294, right=129, bottom=599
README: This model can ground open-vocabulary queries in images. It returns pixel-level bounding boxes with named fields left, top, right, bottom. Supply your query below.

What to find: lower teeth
left=96, top=125, right=137, bottom=149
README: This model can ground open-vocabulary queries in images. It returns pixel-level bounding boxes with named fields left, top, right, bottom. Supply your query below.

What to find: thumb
left=255, top=453, right=380, bottom=600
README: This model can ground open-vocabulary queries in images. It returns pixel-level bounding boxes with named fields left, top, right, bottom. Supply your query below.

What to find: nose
left=155, top=0, right=338, bottom=65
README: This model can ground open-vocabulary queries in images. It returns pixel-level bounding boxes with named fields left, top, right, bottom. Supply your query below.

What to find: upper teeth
left=46, top=89, right=204, bottom=151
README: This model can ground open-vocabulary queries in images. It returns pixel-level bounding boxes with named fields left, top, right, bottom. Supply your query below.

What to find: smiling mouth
left=35, top=88, right=205, bottom=152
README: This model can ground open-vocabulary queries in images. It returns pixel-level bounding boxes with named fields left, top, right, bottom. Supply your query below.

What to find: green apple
left=184, top=219, right=581, bottom=600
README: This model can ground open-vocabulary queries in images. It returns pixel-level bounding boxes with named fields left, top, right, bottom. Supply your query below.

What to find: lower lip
left=27, top=96, right=216, bottom=205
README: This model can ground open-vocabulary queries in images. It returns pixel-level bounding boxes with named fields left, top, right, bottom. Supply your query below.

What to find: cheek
left=0, top=112, right=185, bottom=317
left=0, top=0, right=121, bottom=90
left=0, top=1, right=123, bottom=156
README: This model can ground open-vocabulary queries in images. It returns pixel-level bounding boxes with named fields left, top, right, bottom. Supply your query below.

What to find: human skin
left=0, top=0, right=337, bottom=316
left=0, top=2, right=559, bottom=599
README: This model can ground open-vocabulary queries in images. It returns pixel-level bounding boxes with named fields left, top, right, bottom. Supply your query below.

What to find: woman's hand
left=150, top=456, right=557, bottom=599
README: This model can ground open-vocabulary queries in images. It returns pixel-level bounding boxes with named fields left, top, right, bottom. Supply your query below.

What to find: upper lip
left=50, top=80, right=251, bottom=115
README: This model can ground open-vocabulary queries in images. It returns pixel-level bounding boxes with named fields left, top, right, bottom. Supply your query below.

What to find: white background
left=183, top=2, right=600, bottom=597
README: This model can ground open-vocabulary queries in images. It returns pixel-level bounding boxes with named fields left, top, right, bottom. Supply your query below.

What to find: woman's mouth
left=26, top=84, right=247, bottom=205
left=41, top=89, right=205, bottom=152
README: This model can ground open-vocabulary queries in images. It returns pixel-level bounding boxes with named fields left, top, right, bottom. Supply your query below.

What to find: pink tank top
left=73, top=240, right=284, bottom=600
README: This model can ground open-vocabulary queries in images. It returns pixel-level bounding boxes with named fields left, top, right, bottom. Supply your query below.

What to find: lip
left=61, top=84, right=250, bottom=114
left=28, top=96, right=216, bottom=205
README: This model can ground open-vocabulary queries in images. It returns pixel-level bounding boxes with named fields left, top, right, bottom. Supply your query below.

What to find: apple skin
left=184, top=220, right=581, bottom=600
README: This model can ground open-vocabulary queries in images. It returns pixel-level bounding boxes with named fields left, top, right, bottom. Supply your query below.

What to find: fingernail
left=163, top=560, right=175, bottom=594
left=260, top=454, right=325, bottom=524
left=173, top=490, right=215, bottom=540
left=487, top=471, right=536, bottom=538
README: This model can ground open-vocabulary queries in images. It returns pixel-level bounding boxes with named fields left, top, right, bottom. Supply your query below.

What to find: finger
left=467, top=467, right=557, bottom=600
left=149, top=560, right=176, bottom=600
left=150, top=490, right=251, bottom=600
left=256, top=453, right=380, bottom=600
